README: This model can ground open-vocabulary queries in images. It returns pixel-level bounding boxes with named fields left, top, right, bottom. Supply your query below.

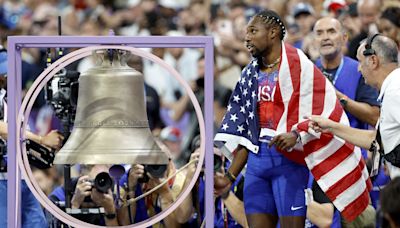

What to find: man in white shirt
left=308, top=34, right=400, bottom=178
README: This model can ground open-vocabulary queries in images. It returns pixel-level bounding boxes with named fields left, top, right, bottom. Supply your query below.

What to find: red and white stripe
left=274, top=43, right=372, bottom=221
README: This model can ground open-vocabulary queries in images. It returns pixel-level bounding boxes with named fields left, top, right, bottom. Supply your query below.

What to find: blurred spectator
left=290, top=3, right=316, bottom=49
left=127, top=54, right=164, bottom=133
left=337, top=3, right=361, bottom=42
left=160, top=126, right=182, bottom=161
left=378, top=7, right=400, bottom=47
left=381, top=177, right=400, bottom=228
left=347, top=0, right=381, bottom=59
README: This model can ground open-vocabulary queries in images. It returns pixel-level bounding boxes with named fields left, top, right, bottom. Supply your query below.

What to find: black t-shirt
left=312, top=180, right=332, bottom=204
left=347, top=31, right=368, bottom=60
left=321, top=67, right=339, bottom=83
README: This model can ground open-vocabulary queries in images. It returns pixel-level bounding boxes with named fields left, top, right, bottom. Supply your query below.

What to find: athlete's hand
left=269, top=132, right=297, bottom=150
left=214, top=172, right=232, bottom=196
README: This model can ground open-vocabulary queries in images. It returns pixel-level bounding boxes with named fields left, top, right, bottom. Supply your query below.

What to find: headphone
left=363, top=33, right=380, bottom=56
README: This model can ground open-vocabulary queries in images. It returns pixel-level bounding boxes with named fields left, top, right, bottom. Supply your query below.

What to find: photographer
left=120, top=157, right=195, bottom=227
left=117, top=164, right=148, bottom=225
left=183, top=132, right=247, bottom=227
left=118, top=130, right=197, bottom=227
left=0, top=48, right=64, bottom=228
left=49, top=165, right=118, bottom=226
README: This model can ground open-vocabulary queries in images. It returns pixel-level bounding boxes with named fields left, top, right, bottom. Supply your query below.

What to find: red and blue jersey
left=257, top=70, right=278, bottom=130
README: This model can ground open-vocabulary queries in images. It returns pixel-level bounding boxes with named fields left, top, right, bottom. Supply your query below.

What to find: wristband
left=339, top=95, right=349, bottom=107
left=104, top=213, right=116, bottom=219
left=291, top=130, right=300, bottom=144
left=225, top=171, right=236, bottom=183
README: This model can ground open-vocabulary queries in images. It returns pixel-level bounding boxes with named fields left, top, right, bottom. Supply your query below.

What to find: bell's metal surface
left=54, top=51, right=168, bottom=165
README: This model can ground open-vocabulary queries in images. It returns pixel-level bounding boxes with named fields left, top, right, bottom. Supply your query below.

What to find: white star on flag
left=241, top=77, right=246, bottom=85
left=227, top=103, right=232, bottom=111
left=246, top=100, right=251, bottom=108
left=243, top=88, right=248, bottom=96
left=248, top=80, right=253, bottom=87
left=230, top=113, right=238, bottom=122
left=247, top=130, right=252, bottom=137
left=252, top=60, right=258, bottom=67
left=233, top=95, right=241, bottom=103
left=246, top=68, right=251, bottom=76
left=237, top=125, right=244, bottom=133
left=249, top=111, right=255, bottom=119
left=222, top=123, right=229, bottom=131
left=240, top=106, right=246, bottom=113
left=251, top=91, right=256, bottom=98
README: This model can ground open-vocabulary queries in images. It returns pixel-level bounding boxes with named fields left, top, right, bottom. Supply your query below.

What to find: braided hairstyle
left=254, top=10, right=286, bottom=40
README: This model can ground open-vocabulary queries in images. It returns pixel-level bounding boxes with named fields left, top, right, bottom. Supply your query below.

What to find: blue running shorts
left=244, top=142, right=309, bottom=216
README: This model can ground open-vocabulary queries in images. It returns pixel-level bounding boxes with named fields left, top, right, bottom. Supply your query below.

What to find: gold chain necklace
left=262, top=57, right=280, bottom=68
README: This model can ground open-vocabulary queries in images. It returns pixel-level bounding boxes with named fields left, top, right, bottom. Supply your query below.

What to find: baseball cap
left=324, top=0, right=347, bottom=14
left=0, top=50, right=7, bottom=76
left=293, top=3, right=314, bottom=18
left=160, top=126, right=181, bottom=142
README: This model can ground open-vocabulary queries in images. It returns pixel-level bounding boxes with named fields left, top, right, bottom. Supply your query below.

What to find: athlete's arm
left=227, top=145, right=248, bottom=177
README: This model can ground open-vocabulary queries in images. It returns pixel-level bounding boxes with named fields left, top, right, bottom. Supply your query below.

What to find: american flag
left=214, top=43, right=372, bottom=221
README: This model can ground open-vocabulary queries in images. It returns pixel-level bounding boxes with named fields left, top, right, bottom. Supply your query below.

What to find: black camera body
left=71, top=172, right=114, bottom=202
left=25, top=139, right=55, bottom=169
left=46, top=69, right=80, bottom=128
left=190, top=134, right=222, bottom=171
left=0, top=138, right=56, bottom=171
left=137, top=165, right=168, bottom=183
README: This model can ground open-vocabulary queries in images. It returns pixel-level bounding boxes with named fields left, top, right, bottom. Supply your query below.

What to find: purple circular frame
left=16, top=45, right=205, bottom=228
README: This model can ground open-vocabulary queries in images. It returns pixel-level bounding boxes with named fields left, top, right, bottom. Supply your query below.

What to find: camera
left=137, top=165, right=168, bottom=183
left=25, top=139, right=55, bottom=169
left=71, top=172, right=114, bottom=202
left=46, top=69, right=80, bottom=124
left=92, top=172, right=114, bottom=193
left=190, top=134, right=222, bottom=171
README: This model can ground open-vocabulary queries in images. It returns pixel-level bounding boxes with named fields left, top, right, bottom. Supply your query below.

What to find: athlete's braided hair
left=255, top=10, right=286, bottom=40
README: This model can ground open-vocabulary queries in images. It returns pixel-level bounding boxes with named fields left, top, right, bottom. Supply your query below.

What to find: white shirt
left=378, top=67, right=400, bottom=178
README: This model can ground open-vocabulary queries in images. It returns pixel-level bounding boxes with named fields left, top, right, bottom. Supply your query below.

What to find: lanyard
left=221, top=200, right=228, bottom=228
left=331, top=58, right=344, bottom=85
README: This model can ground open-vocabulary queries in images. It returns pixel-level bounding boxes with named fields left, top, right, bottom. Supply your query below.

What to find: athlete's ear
left=270, top=26, right=279, bottom=40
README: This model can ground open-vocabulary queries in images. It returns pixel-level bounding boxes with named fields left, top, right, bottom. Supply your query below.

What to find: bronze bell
left=53, top=50, right=169, bottom=165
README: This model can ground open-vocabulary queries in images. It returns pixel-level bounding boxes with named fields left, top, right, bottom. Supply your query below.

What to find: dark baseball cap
left=293, top=3, right=314, bottom=18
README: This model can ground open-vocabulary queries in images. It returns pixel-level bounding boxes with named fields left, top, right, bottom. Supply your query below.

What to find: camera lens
left=94, top=172, right=113, bottom=193
left=145, top=165, right=167, bottom=179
